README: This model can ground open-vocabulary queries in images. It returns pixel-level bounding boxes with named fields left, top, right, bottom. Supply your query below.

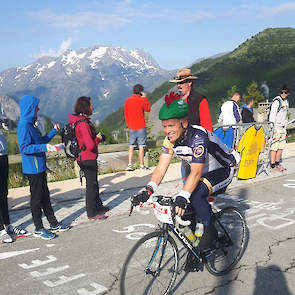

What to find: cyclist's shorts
left=199, top=166, right=234, bottom=195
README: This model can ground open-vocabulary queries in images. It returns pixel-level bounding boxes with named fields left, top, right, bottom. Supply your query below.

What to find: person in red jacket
left=124, top=84, right=151, bottom=171
left=169, top=68, right=213, bottom=132
left=69, top=96, right=109, bottom=220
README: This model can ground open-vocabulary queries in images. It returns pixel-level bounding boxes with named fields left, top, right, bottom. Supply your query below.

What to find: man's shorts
left=129, top=128, right=146, bottom=147
left=271, top=129, right=286, bottom=151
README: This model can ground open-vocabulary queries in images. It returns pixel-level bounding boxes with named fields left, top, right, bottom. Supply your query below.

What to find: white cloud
left=261, top=2, right=295, bottom=17
left=29, top=9, right=130, bottom=30
left=33, top=38, right=72, bottom=59
left=225, top=2, right=295, bottom=18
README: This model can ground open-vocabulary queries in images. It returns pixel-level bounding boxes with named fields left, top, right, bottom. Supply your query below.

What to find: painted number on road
left=113, top=224, right=155, bottom=240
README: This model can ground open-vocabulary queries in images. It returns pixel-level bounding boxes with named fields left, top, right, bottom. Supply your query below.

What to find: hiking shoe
left=34, top=228, right=56, bottom=240
left=49, top=223, right=70, bottom=232
left=140, top=165, right=150, bottom=170
left=126, top=164, right=134, bottom=171
left=1, top=230, right=13, bottom=243
left=270, top=166, right=283, bottom=173
left=98, top=205, right=110, bottom=214
left=277, top=164, right=287, bottom=172
left=88, top=214, right=108, bottom=221
left=6, top=225, right=28, bottom=236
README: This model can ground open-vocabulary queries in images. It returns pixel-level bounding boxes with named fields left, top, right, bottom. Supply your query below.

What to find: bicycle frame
left=155, top=223, right=203, bottom=265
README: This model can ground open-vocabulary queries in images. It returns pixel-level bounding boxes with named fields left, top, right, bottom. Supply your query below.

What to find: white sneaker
left=126, top=164, right=134, bottom=171
left=140, top=165, right=149, bottom=170
left=1, top=230, right=13, bottom=243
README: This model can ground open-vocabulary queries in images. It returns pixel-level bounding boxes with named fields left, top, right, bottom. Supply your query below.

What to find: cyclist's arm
left=182, top=162, right=204, bottom=193
left=175, top=163, right=203, bottom=216
left=150, top=152, right=173, bottom=186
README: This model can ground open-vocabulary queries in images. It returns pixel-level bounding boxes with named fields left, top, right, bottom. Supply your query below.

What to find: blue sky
left=1, top=0, right=295, bottom=71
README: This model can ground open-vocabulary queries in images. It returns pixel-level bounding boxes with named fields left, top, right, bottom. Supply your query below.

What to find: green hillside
left=102, top=27, right=295, bottom=133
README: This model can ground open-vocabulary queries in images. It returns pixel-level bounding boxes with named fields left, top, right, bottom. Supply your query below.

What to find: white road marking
left=0, top=248, right=39, bottom=260
left=113, top=224, right=155, bottom=233
left=45, top=244, right=56, bottom=248
left=30, top=265, right=69, bottom=277
left=19, top=255, right=57, bottom=269
left=77, top=282, right=108, bottom=295
left=44, top=274, right=86, bottom=287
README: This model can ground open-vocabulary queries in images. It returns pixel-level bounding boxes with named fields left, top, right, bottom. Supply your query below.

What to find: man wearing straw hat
left=169, top=68, right=213, bottom=182
left=169, top=68, right=213, bottom=132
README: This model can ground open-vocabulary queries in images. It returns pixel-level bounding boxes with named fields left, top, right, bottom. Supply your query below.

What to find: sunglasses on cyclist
left=281, top=91, right=289, bottom=95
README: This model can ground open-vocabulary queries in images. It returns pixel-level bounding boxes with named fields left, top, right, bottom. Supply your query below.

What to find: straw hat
left=169, top=68, right=198, bottom=83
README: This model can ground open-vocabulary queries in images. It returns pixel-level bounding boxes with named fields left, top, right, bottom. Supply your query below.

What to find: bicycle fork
left=145, top=230, right=169, bottom=277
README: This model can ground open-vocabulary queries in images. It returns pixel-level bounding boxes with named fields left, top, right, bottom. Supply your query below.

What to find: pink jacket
left=68, top=114, right=101, bottom=161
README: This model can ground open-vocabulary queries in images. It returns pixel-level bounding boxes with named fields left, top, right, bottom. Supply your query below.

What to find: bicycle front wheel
left=120, top=230, right=179, bottom=295
left=205, top=207, right=247, bottom=276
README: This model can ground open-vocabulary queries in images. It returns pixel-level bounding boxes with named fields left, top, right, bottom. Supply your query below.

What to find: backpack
left=61, top=119, right=87, bottom=159
left=268, top=97, right=282, bottom=120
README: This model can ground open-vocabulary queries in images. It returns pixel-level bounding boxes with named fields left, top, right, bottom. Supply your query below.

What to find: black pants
left=77, top=160, right=103, bottom=218
left=0, top=155, right=10, bottom=231
left=26, top=172, right=58, bottom=231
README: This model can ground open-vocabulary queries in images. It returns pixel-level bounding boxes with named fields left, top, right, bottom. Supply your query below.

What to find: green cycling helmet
left=159, top=98, right=188, bottom=120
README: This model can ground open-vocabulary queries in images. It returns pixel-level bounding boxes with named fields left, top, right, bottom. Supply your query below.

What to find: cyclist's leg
left=190, top=166, right=234, bottom=250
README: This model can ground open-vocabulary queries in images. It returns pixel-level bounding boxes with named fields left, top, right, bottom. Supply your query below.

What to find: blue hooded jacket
left=17, top=95, right=57, bottom=174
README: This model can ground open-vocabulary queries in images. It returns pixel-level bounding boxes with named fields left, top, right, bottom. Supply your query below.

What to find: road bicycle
left=120, top=195, right=248, bottom=295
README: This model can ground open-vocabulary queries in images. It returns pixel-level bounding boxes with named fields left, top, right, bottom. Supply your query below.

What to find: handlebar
left=175, top=215, right=191, bottom=226
left=129, top=195, right=191, bottom=226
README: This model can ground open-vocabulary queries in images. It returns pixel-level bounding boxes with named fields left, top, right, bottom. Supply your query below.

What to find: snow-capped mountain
left=0, top=95, right=20, bottom=121
left=0, top=46, right=170, bottom=123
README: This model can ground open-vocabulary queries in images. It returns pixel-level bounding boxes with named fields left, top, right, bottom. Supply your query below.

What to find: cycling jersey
left=161, top=125, right=237, bottom=228
left=162, top=125, right=236, bottom=175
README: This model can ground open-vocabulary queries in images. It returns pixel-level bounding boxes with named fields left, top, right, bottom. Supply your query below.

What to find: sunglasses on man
left=176, top=80, right=190, bottom=85
left=281, top=91, right=289, bottom=95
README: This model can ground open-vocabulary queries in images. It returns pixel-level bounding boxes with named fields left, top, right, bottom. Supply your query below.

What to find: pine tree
left=243, top=81, right=265, bottom=107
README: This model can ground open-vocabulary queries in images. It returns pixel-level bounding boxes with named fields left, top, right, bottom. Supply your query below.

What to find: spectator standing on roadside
left=124, top=84, right=151, bottom=171
left=269, top=85, right=290, bottom=172
left=169, top=68, right=213, bottom=131
left=17, top=95, right=70, bottom=240
left=216, top=92, right=242, bottom=149
left=169, top=68, right=213, bottom=182
left=218, top=92, right=242, bottom=125
left=69, top=96, right=109, bottom=220
left=241, top=97, right=256, bottom=123
left=0, top=111, right=27, bottom=243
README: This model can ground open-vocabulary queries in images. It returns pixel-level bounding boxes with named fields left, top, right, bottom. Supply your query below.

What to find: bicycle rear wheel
left=205, top=207, right=247, bottom=276
left=120, top=230, right=179, bottom=295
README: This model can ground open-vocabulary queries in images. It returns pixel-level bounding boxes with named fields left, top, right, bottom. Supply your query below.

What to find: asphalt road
left=1, top=173, right=295, bottom=295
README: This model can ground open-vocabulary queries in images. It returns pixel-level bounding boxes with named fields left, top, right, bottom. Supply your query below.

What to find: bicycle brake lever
left=129, top=203, right=134, bottom=216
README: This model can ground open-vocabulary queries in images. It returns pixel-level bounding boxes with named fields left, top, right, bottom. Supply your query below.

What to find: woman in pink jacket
left=69, top=96, right=109, bottom=220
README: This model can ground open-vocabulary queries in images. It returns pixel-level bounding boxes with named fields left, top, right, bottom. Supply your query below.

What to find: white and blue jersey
left=162, top=125, right=236, bottom=176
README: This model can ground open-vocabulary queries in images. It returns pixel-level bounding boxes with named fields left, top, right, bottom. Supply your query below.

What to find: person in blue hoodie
left=241, top=97, right=255, bottom=123
left=17, top=95, right=70, bottom=240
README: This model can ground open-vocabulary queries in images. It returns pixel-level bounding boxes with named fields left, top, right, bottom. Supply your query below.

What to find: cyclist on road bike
left=132, top=96, right=239, bottom=254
